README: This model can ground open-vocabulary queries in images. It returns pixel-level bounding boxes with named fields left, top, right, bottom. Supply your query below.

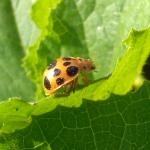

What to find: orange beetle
left=43, top=57, right=95, bottom=96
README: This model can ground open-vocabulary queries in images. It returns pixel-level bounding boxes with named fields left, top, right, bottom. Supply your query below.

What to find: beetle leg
left=82, top=73, right=89, bottom=85
left=71, top=78, right=78, bottom=93
left=63, top=78, right=78, bottom=94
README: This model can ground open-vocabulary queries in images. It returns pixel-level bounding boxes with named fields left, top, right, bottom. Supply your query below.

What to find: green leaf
left=31, top=0, right=61, bottom=29
left=85, top=28, right=150, bottom=100
left=1, top=81, right=150, bottom=149
left=1, top=0, right=150, bottom=134
left=31, top=27, right=150, bottom=116
left=23, top=0, right=62, bottom=99
left=11, top=0, right=39, bottom=50
left=0, top=0, right=35, bottom=101
left=23, top=0, right=150, bottom=99
left=0, top=98, right=33, bottom=134
left=0, top=27, right=150, bottom=134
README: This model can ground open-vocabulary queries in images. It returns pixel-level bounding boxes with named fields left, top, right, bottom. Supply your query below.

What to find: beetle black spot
left=63, top=62, right=71, bottom=66
left=44, top=77, right=51, bottom=90
left=47, top=61, right=56, bottom=70
left=56, top=78, right=64, bottom=85
left=66, top=66, right=78, bottom=76
left=54, top=68, right=61, bottom=76
left=63, top=57, right=71, bottom=61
